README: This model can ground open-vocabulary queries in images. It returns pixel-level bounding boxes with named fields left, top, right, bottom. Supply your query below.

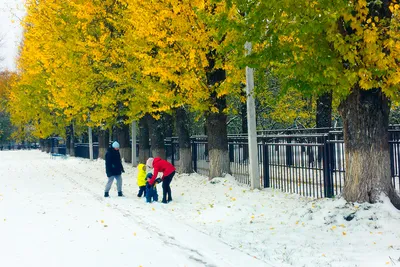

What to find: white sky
left=0, top=0, right=25, bottom=72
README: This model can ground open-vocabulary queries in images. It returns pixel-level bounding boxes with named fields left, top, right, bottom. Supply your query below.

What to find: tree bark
left=206, top=111, right=230, bottom=178
left=316, top=91, right=332, bottom=163
left=98, top=128, right=109, bottom=160
left=205, top=56, right=230, bottom=178
left=116, top=123, right=131, bottom=163
left=163, top=113, right=174, bottom=138
left=39, top=139, right=45, bottom=152
left=316, top=91, right=332, bottom=129
left=176, top=106, right=193, bottom=173
left=148, top=114, right=166, bottom=159
left=339, top=86, right=400, bottom=209
left=66, top=124, right=75, bottom=157
left=139, top=115, right=150, bottom=164
left=45, top=138, right=51, bottom=153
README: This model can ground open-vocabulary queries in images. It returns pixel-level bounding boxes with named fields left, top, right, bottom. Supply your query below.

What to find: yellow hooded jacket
left=137, top=163, right=147, bottom=187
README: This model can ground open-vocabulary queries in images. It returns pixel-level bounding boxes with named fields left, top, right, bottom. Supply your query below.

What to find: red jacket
left=149, top=157, right=176, bottom=185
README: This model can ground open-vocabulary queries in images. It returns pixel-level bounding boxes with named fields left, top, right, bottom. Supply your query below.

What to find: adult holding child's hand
left=146, top=157, right=175, bottom=204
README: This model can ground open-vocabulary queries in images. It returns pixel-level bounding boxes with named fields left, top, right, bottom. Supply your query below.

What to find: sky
left=0, top=0, right=25, bottom=72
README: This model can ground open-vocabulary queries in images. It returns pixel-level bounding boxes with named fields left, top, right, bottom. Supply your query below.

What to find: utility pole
left=88, top=126, right=93, bottom=160
left=245, top=41, right=260, bottom=189
left=131, top=121, right=137, bottom=166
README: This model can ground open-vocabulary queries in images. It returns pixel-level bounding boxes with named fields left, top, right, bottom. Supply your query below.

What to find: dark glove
left=155, top=178, right=162, bottom=184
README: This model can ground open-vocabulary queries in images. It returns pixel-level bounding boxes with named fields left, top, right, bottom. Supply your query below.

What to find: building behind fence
left=55, top=127, right=400, bottom=199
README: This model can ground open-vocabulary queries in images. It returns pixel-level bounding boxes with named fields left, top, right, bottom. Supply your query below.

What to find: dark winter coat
left=105, top=147, right=124, bottom=177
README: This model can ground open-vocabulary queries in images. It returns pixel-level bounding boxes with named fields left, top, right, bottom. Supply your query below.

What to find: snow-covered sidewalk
left=1, top=150, right=400, bottom=267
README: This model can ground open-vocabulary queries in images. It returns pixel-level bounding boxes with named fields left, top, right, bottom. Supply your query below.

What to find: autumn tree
left=123, top=0, right=244, bottom=177
left=223, top=0, right=400, bottom=207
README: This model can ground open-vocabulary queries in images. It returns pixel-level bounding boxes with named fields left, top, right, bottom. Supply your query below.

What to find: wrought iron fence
left=62, top=126, right=400, bottom=199
left=165, top=129, right=398, bottom=198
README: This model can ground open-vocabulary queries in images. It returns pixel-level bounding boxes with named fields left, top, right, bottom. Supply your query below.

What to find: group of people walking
left=104, top=141, right=175, bottom=204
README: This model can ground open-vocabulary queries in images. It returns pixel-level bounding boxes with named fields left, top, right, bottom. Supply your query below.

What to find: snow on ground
left=1, top=150, right=400, bottom=267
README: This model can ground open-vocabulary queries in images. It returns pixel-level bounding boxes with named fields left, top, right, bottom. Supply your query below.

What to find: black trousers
left=137, top=186, right=146, bottom=197
left=162, top=171, right=175, bottom=202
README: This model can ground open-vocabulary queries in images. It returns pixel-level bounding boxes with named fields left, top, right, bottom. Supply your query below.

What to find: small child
left=145, top=173, right=160, bottom=203
left=137, top=163, right=147, bottom=197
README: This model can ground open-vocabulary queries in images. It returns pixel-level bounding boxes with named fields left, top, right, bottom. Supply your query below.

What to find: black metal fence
left=164, top=129, right=399, bottom=198
left=55, top=127, right=400, bottom=199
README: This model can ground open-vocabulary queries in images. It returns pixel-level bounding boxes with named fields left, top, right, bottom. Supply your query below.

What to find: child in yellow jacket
left=137, top=163, right=147, bottom=197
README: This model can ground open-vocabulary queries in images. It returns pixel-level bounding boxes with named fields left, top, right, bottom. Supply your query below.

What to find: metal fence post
left=323, top=135, right=334, bottom=198
left=263, top=139, right=270, bottom=188
left=192, top=138, right=197, bottom=172
left=229, top=143, right=234, bottom=162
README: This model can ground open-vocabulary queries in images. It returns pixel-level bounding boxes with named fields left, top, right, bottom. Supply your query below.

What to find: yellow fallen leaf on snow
left=331, top=226, right=337, bottom=230
left=373, top=242, right=376, bottom=245
left=378, top=232, right=383, bottom=235
left=296, top=221, right=299, bottom=225
left=231, top=197, right=236, bottom=201
left=101, top=220, right=104, bottom=224
left=342, top=232, right=346, bottom=236
left=386, top=262, right=390, bottom=265
left=322, top=254, right=326, bottom=257
left=133, top=232, right=136, bottom=236
left=269, top=227, right=275, bottom=230
left=251, top=215, right=255, bottom=219
left=339, top=224, right=346, bottom=228
left=229, top=187, right=232, bottom=190
left=152, top=208, right=155, bottom=211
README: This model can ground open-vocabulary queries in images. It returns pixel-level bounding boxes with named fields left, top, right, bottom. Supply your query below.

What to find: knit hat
left=146, top=157, right=154, bottom=168
left=112, top=141, right=120, bottom=149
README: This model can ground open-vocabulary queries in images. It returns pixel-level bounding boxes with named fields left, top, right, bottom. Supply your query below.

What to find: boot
left=118, top=191, right=124, bottom=197
left=104, top=192, right=109, bottom=198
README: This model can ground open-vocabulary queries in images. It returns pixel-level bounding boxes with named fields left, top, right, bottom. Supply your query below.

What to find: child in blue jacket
left=145, top=173, right=160, bottom=203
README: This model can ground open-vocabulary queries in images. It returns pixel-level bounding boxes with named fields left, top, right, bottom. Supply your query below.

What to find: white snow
left=1, top=150, right=400, bottom=267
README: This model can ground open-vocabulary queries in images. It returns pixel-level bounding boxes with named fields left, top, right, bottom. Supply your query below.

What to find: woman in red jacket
left=146, top=157, right=176, bottom=204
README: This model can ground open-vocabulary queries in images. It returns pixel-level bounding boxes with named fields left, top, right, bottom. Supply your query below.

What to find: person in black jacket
left=104, top=141, right=125, bottom=197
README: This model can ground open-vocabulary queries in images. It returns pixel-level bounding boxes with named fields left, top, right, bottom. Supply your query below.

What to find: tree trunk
left=339, top=86, right=400, bottom=208
left=66, top=124, right=75, bottom=157
left=205, top=56, right=230, bottom=178
left=316, top=91, right=332, bottom=163
left=316, top=91, right=332, bottom=129
left=98, top=129, right=109, bottom=160
left=176, top=106, right=193, bottom=173
left=139, top=115, right=150, bottom=164
left=45, top=138, right=51, bottom=153
left=117, top=123, right=131, bottom=163
left=206, top=111, right=230, bottom=178
left=163, top=113, right=174, bottom=138
left=148, top=115, right=166, bottom=159
left=40, top=139, right=45, bottom=152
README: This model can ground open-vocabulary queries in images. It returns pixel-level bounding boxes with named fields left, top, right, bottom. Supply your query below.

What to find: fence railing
left=54, top=127, right=400, bottom=199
